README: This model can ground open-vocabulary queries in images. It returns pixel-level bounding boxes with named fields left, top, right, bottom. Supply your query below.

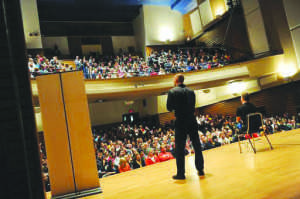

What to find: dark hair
left=241, top=92, right=250, bottom=102
left=175, top=74, right=184, bottom=83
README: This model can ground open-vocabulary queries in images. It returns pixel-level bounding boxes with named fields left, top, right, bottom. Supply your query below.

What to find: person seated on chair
left=236, top=92, right=257, bottom=136
left=131, top=153, right=146, bottom=169
left=158, top=145, right=174, bottom=162
left=145, top=149, right=160, bottom=166
left=119, top=158, right=131, bottom=173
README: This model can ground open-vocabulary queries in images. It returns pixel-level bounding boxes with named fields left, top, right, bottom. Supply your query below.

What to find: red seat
left=245, top=133, right=259, bottom=139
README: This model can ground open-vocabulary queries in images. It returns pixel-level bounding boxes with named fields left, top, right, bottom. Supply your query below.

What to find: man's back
left=236, top=102, right=257, bottom=124
left=167, top=74, right=204, bottom=180
left=167, top=84, right=195, bottom=121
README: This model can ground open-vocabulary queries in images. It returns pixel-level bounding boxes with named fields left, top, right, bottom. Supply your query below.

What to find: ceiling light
left=228, top=80, right=246, bottom=94
left=277, top=61, right=298, bottom=78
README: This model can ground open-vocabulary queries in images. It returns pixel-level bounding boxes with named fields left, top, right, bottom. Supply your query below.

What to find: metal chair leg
left=264, top=134, right=273, bottom=150
left=252, top=134, right=256, bottom=152
left=238, top=135, right=242, bottom=153
left=248, top=135, right=256, bottom=153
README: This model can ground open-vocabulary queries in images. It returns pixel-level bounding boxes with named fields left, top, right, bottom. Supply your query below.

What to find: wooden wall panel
left=159, top=81, right=300, bottom=125
left=159, top=112, right=175, bottom=126
left=198, top=81, right=300, bottom=116
left=196, top=99, right=241, bottom=117
left=183, top=13, right=193, bottom=38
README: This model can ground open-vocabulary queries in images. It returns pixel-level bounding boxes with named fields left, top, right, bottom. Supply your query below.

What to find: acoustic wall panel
left=241, top=0, right=259, bottom=15
left=199, top=0, right=214, bottom=26
left=36, top=74, right=76, bottom=197
left=283, top=0, right=300, bottom=30
left=245, top=9, right=269, bottom=55
left=283, top=0, right=300, bottom=68
left=241, top=0, right=269, bottom=55
left=190, top=9, right=202, bottom=35
left=291, top=28, right=300, bottom=68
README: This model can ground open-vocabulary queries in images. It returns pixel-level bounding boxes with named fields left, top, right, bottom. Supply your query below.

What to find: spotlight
left=278, top=63, right=297, bottom=78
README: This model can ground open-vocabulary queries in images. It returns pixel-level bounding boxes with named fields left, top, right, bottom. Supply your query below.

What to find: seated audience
left=145, top=149, right=160, bottom=166
left=28, top=47, right=232, bottom=79
left=158, top=145, right=174, bottom=162
left=39, top=112, right=298, bottom=187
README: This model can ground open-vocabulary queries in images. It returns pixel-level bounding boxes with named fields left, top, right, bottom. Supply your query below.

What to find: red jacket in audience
left=119, top=158, right=131, bottom=173
left=158, top=151, right=174, bottom=162
left=119, top=163, right=131, bottom=173
left=145, top=155, right=160, bottom=166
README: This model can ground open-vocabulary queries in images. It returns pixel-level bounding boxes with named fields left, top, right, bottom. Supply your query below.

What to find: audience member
left=158, top=145, right=174, bottom=162
left=119, top=158, right=131, bottom=173
left=145, top=149, right=160, bottom=166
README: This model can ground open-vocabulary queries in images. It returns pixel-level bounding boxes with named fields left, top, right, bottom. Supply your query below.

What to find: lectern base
left=52, top=187, right=102, bottom=199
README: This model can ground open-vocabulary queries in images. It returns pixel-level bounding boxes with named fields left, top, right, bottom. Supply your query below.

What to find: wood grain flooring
left=47, top=129, right=300, bottom=199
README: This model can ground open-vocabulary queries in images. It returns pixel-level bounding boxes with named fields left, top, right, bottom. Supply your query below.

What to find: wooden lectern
left=36, top=71, right=101, bottom=198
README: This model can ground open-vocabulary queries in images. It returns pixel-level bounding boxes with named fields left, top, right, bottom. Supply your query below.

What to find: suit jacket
left=167, top=84, right=196, bottom=122
left=236, top=102, right=257, bottom=123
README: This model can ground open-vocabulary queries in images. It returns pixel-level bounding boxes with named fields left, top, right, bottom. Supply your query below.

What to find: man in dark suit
left=236, top=92, right=257, bottom=131
left=167, top=74, right=204, bottom=180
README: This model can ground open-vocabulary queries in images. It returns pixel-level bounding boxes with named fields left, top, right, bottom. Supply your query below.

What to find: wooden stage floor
left=47, top=129, right=300, bottom=199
